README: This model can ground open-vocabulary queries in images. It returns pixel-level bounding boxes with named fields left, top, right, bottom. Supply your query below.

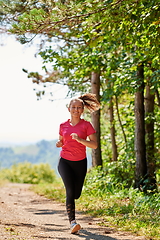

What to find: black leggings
left=58, top=157, right=87, bottom=223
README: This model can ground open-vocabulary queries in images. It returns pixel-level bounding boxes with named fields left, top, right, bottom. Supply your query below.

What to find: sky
left=0, top=35, right=71, bottom=145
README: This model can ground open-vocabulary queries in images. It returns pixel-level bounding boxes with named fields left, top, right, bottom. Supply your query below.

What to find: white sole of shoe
left=71, top=223, right=81, bottom=234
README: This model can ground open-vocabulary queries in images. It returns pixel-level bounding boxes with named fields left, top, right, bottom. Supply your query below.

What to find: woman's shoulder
left=60, top=119, right=70, bottom=126
left=81, top=119, right=92, bottom=126
left=81, top=119, right=95, bottom=133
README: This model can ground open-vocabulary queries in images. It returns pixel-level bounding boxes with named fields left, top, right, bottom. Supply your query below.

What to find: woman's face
left=68, top=100, right=84, bottom=118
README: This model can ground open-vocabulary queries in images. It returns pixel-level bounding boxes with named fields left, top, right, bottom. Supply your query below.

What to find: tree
left=91, top=72, right=102, bottom=166
left=134, top=63, right=147, bottom=189
left=145, top=82, right=157, bottom=191
left=0, top=0, right=159, bottom=190
left=109, top=97, right=118, bottom=162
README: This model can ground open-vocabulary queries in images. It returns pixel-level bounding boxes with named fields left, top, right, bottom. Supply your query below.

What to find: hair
left=69, top=93, right=100, bottom=113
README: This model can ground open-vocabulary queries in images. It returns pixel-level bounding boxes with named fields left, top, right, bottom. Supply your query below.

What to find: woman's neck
left=69, top=118, right=81, bottom=126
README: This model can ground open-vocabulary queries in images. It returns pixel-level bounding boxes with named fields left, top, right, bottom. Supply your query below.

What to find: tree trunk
left=115, top=95, right=127, bottom=144
left=145, top=84, right=157, bottom=191
left=134, top=63, right=147, bottom=189
left=91, top=72, right=102, bottom=167
left=155, top=89, right=160, bottom=107
left=109, top=97, right=118, bottom=161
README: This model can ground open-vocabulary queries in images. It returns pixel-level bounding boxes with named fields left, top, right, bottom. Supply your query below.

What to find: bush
left=0, top=162, right=56, bottom=184
left=79, top=167, right=160, bottom=239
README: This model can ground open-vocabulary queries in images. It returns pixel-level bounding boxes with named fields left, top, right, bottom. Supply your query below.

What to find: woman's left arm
left=71, top=133, right=98, bottom=149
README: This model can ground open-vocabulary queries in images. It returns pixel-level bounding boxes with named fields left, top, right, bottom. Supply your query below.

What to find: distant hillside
left=0, top=140, right=61, bottom=175
left=0, top=140, right=92, bottom=175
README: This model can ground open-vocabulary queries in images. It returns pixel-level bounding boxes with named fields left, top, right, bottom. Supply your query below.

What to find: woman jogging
left=56, top=93, right=100, bottom=234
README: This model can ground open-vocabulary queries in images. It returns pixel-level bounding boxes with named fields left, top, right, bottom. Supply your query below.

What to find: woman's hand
left=70, top=133, right=80, bottom=142
left=56, top=140, right=63, bottom=148
left=70, top=133, right=97, bottom=149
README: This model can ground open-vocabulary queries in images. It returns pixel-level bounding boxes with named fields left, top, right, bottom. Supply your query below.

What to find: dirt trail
left=0, top=183, right=146, bottom=240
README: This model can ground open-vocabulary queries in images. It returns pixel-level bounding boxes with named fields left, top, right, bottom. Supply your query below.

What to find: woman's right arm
left=56, top=135, right=63, bottom=148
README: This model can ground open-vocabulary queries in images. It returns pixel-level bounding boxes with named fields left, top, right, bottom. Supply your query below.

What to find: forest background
left=0, top=0, right=159, bottom=239
left=0, top=0, right=159, bottom=190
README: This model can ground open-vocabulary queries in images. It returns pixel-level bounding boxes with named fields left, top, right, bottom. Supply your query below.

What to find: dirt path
left=0, top=183, right=146, bottom=240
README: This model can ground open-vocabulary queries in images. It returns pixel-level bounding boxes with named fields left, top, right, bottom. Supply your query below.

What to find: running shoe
left=70, top=220, right=81, bottom=234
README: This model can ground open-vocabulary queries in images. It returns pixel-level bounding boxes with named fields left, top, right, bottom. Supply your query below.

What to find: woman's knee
left=74, top=194, right=80, bottom=200
left=74, top=189, right=82, bottom=199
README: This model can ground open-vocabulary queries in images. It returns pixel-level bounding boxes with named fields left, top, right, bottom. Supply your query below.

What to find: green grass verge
left=1, top=162, right=159, bottom=240
left=31, top=181, right=160, bottom=240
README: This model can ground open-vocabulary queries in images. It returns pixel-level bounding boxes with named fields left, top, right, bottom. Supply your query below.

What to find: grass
left=31, top=181, right=160, bottom=240
left=31, top=180, right=65, bottom=203
left=0, top=163, right=159, bottom=240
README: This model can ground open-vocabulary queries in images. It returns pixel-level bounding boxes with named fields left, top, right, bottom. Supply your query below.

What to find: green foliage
left=84, top=165, right=133, bottom=197
left=78, top=169, right=160, bottom=239
left=100, top=95, right=136, bottom=186
left=0, top=162, right=56, bottom=184
left=1, top=0, right=160, bottom=191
